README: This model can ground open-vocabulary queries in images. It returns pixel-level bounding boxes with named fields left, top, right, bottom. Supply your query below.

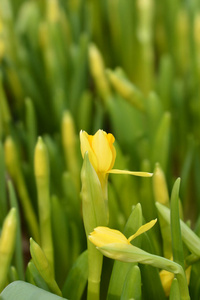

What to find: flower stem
left=87, top=241, right=103, bottom=300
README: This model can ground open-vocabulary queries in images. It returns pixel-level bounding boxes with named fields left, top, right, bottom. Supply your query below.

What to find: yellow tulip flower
left=89, top=219, right=157, bottom=248
left=80, top=129, right=153, bottom=177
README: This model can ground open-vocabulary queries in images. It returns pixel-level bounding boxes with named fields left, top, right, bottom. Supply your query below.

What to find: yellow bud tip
left=34, top=137, right=49, bottom=178
left=2, top=208, right=17, bottom=232
left=29, top=237, right=35, bottom=247
left=62, top=111, right=76, bottom=147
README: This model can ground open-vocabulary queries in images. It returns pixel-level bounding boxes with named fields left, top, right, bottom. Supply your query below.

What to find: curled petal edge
left=108, top=169, right=153, bottom=177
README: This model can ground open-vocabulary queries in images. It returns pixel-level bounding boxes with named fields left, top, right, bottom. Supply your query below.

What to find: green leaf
left=156, top=202, right=200, bottom=257
left=170, top=178, right=184, bottom=269
left=26, top=261, right=50, bottom=292
left=62, top=172, right=80, bottom=220
left=51, top=195, right=70, bottom=287
left=140, top=264, right=166, bottom=300
left=151, top=112, right=171, bottom=173
left=106, top=68, right=145, bottom=111
left=25, top=98, right=37, bottom=165
left=77, top=91, right=93, bottom=133
left=189, top=261, right=200, bottom=299
left=170, top=278, right=181, bottom=300
left=140, top=159, right=161, bottom=256
left=0, top=142, right=7, bottom=225
left=109, top=141, right=139, bottom=218
left=120, top=265, right=141, bottom=300
left=140, top=233, right=166, bottom=300
left=70, top=34, right=89, bottom=114
left=146, top=92, right=163, bottom=144
left=1, top=281, right=67, bottom=300
left=157, top=55, right=174, bottom=111
left=80, top=152, right=107, bottom=235
left=62, top=250, right=88, bottom=300
left=108, top=182, right=125, bottom=230
left=107, top=95, right=144, bottom=150
left=8, top=266, right=19, bottom=282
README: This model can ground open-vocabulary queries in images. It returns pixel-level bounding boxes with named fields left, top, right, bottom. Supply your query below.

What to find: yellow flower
left=160, top=265, right=191, bottom=297
left=80, top=129, right=116, bottom=173
left=80, top=129, right=152, bottom=177
left=159, top=269, right=174, bottom=297
left=89, top=219, right=157, bottom=247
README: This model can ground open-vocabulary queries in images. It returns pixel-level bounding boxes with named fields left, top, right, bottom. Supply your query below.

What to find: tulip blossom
left=89, top=221, right=190, bottom=300
left=80, top=129, right=152, bottom=177
left=89, top=219, right=157, bottom=248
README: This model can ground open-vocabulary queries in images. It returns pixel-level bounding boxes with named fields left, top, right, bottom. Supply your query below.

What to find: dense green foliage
left=1, top=0, right=200, bottom=299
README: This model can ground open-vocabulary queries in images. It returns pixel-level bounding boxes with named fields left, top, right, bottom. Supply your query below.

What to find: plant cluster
left=1, top=0, right=200, bottom=299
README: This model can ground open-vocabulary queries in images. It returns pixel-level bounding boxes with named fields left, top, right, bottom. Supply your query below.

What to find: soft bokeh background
left=1, top=0, right=200, bottom=299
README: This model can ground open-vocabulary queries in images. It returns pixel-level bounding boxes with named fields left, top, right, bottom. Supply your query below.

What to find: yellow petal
left=128, top=219, right=157, bottom=242
left=108, top=169, right=153, bottom=177
left=107, top=133, right=116, bottom=169
left=107, top=133, right=115, bottom=145
left=89, top=226, right=129, bottom=247
left=80, top=130, right=90, bottom=157
left=91, top=130, right=113, bottom=172
left=160, top=269, right=174, bottom=296
left=109, top=145, right=116, bottom=170
left=80, top=130, right=98, bottom=170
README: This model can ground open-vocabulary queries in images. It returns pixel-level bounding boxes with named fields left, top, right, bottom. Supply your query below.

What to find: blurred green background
left=1, top=0, right=200, bottom=299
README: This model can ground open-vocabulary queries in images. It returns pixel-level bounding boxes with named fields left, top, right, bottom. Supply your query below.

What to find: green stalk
left=62, top=111, right=80, bottom=190
left=0, top=142, right=7, bottom=224
left=8, top=181, right=24, bottom=280
left=87, top=242, right=103, bottom=300
left=25, top=98, right=37, bottom=165
left=4, top=136, right=39, bottom=242
left=0, top=74, right=11, bottom=135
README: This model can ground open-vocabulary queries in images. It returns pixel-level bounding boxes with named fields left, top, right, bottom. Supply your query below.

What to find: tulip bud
left=30, top=238, right=61, bottom=296
left=62, top=111, right=80, bottom=189
left=0, top=208, right=17, bottom=292
left=80, top=129, right=116, bottom=175
left=34, top=137, right=54, bottom=274
left=89, top=44, right=111, bottom=101
left=153, top=163, right=169, bottom=207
